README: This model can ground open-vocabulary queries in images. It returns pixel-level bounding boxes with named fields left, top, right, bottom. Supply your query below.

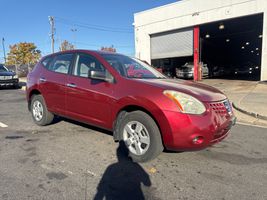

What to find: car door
left=39, top=53, right=74, bottom=115
left=65, top=53, right=115, bottom=129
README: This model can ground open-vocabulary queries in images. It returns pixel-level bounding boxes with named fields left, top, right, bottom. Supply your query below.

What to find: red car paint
left=27, top=50, right=235, bottom=151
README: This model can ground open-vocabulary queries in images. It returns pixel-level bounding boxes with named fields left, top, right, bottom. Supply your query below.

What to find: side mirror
left=88, top=70, right=114, bottom=83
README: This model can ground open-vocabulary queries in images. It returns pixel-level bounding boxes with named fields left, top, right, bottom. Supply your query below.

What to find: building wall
left=134, top=0, right=267, bottom=81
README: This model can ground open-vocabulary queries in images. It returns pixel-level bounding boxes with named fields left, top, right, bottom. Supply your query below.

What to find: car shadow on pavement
left=93, top=141, right=154, bottom=200
left=0, top=85, right=21, bottom=90
left=55, top=116, right=113, bottom=136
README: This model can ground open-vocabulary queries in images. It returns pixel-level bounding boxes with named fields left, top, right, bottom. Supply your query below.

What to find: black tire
left=118, top=111, right=163, bottom=162
left=13, top=83, right=21, bottom=89
left=30, top=94, right=54, bottom=126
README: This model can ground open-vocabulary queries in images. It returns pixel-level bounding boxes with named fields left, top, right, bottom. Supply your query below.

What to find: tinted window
left=49, top=54, right=73, bottom=74
left=73, top=54, right=106, bottom=77
left=41, top=56, right=53, bottom=69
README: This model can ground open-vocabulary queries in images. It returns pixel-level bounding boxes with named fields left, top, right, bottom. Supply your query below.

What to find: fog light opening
left=192, top=136, right=204, bottom=144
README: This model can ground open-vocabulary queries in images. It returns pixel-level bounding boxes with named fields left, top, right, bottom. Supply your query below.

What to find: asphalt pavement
left=0, top=89, right=267, bottom=200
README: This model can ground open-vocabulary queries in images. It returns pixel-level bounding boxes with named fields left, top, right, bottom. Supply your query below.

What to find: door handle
left=66, top=83, right=77, bottom=88
left=39, top=77, right=46, bottom=82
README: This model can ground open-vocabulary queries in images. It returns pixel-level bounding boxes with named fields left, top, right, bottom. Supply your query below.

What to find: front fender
left=111, top=96, right=173, bottom=146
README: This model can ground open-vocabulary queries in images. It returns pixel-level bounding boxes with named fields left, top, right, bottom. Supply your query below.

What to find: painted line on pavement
left=236, top=121, right=267, bottom=129
left=0, top=122, right=8, bottom=128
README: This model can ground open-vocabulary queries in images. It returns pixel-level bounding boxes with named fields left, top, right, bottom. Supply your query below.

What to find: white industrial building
left=134, top=0, right=267, bottom=81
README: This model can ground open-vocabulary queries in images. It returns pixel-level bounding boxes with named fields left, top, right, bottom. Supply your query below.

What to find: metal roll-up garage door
left=151, top=28, right=193, bottom=59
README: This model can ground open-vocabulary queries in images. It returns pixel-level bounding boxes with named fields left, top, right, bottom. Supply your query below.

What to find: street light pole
left=2, top=37, right=6, bottom=63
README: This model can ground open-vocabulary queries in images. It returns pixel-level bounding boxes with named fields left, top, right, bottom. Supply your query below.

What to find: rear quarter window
left=41, top=56, right=53, bottom=69
left=49, top=54, right=74, bottom=74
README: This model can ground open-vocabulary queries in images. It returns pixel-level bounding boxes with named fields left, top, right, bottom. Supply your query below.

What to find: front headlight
left=163, top=90, right=206, bottom=114
left=13, top=74, right=18, bottom=79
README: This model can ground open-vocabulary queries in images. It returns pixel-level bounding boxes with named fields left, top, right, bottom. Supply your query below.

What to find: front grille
left=209, top=100, right=232, bottom=115
left=0, top=76, right=12, bottom=80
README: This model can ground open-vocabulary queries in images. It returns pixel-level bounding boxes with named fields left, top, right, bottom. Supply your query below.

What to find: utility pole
left=71, top=28, right=77, bottom=49
left=48, top=16, right=55, bottom=53
left=2, top=37, right=6, bottom=63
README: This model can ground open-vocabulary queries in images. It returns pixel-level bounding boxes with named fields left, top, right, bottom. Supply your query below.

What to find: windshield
left=101, top=54, right=166, bottom=79
left=0, top=64, right=8, bottom=72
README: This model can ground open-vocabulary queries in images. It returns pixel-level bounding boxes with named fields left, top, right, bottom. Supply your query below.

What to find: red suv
left=27, top=50, right=236, bottom=162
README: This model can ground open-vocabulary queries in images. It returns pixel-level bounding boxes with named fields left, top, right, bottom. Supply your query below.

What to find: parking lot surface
left=0, top=89, right=267, bottom=200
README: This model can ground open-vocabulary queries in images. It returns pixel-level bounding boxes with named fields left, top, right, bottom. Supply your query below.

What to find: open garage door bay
left=200, top=14, right=263, bottom=81
left=150, top=14, right=263, bottom=81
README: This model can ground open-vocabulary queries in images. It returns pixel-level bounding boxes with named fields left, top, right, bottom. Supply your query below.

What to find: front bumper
left=176, top=72, right=193, bottom=79
left=161, top=102, right=236, bottom=151
left=0, top=78, right=19, bottom=86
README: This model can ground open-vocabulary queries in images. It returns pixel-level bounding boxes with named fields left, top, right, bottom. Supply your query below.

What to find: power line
left=55, top=16, right=132, bottom=31
left=58, top=21, right=133, bottom=33
left=72, top=41, right=134, bottom=49
left=55, top=17, right=133, bottom=34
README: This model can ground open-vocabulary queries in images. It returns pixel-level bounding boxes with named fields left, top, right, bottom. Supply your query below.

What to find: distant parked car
left=211, top=66, right=224, bottom=77
left=162, top=66, right=175, bottom=78
left=234, top=62, right=256, bottom=75
left=176, top=62, right=209, bottom=79
left=27, top=50, right=236, bottom=162
left=0, top=64, right=19, bottom=88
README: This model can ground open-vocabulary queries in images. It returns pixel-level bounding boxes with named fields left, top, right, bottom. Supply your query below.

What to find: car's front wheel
left=119, top=111, right=163, bottom=162
left=13, top=83, right=21, bottom=89
left=31, top=94, right=54, bottom=126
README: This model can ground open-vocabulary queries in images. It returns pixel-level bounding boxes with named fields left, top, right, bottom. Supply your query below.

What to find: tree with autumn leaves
left=6, top=42, right=41, bottom=66
left=60, top=40, right=75, bottom=51
left=100, top=45, right=116, bottom=53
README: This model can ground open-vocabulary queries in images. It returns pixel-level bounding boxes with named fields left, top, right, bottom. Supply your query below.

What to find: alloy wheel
left=32, top=100, right=44, bottom=121
left=123, top=121, right=150, bottom=155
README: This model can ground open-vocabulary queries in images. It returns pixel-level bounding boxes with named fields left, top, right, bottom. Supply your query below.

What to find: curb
left=259, top=81, right=267, bottom=85
left=232, top=102, right=267, bottom=121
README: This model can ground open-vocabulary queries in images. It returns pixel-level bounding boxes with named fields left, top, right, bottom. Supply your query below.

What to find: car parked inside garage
left=26, top=50, right=236, bottom=162
left=176, top=62, right=209, bottom=79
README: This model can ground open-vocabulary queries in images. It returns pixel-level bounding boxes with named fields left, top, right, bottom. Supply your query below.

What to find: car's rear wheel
left=31, top=95, right=54, bottom=126
left=118, top=111, right=163, bottom=162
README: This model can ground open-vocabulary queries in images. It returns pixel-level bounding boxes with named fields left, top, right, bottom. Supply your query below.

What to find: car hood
left=137, top=78, right=227, bottom=102
left=0, top=71, right=15, bottom=76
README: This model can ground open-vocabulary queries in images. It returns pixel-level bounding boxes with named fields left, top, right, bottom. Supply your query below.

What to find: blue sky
left=0, top=0, right=177, bottom=62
